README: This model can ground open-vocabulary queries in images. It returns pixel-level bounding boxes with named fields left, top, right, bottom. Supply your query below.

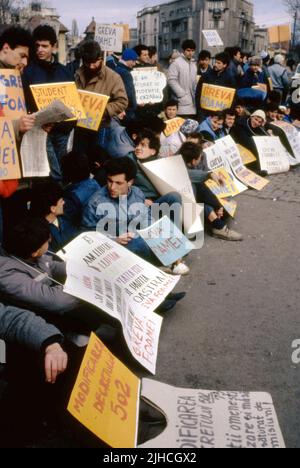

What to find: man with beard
left=73, top=40, right=128, bottom=153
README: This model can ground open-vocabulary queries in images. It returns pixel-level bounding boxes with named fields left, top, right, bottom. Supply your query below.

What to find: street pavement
left=1, top=167, right=300, bottom=448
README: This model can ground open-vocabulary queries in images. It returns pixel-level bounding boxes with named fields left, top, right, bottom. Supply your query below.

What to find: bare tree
left=0, top=0, right=12, bottom=24
left=283, top=0, right=300, bottom=14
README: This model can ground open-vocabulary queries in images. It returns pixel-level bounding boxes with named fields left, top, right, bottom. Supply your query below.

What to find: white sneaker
left=171, top=262, right=190, bottom=276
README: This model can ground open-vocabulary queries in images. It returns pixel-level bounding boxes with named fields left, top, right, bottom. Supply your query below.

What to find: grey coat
left=268, top=64, right=290, bottom=91
left=0, top=254, right=80, bottom=315
left=167, top=55, right=197, bottom=115
left=0, top=302, right=63, bottom=352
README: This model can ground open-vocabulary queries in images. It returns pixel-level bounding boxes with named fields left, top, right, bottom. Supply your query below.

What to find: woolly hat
left=180, top=119, right=199, bottom=135
left=122, top=48, right=139, bottom=61
left=249, top=56, right=262, bottom=66
left=251, top=110, right=267, bottom=124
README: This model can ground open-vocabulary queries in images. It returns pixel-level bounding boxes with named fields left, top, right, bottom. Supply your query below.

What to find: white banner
left=58, top=232, right=180, bottom=374
left=253, top=136, right=290, bottom=175
left=94, top=23, right=123, bottom=53
left=132, top=68, right=167, bottom=105
left=202, top=30, right=224, bottom=47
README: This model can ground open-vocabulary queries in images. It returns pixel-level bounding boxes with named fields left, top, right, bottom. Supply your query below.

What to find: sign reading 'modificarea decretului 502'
left=0, top=118, right=21, bottom=180
left=0, top=69, right=26, bottom=119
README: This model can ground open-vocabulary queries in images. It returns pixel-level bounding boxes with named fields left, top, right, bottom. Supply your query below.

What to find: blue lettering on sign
left=0, top=95, right=26, bottom=112
left=0, top=74, right=23, bottom=88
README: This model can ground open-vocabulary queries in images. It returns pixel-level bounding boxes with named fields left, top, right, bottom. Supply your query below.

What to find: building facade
left=253, top=27, right=269, bottom=55
left=137, top=0, right=255, bottom=61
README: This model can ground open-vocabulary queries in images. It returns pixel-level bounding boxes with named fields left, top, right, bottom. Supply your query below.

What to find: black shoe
left=167, top=292, right=186, bottom=302
left=157, top=299, right=177, bottom=313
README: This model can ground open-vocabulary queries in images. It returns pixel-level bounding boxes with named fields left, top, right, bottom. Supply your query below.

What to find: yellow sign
left=68, top=333, right=140, bottom=448
left=30, top=82, right=85, bottom=121
left=235, top=166, right=269, bottom=191
left=0, top=118, right=21, bottom=180
left=205, top=168, right=238, bottom=218
left=0, top=69, right=27, bottom=119
left=237, top=144, right=257, bottom=165
left=77, top=90, right=109, bottom=131
left=164, top=117, right=185, bottom=137
left=200, top=84, right=236, bottom=112
left=268, top=24, right=291, bottom=44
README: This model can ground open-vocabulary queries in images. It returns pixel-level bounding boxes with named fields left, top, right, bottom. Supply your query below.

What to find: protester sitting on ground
left=0, top=301, right=67, bottom=384
left=82, top=157, right=189, bottom=277
left=180, top=142, right=243, bottom=241
left=231, top=110, right=270, bottom=159
left=61, top=151, right=100, bottom=229
left=30, top=180, right=78, bottom=252
left=234, top=98, right=251, bottom=120
left=159, top=99, right=179, bottom=121
left=159, top=117, right=198, bottom=157
left=223, top=109, right=237, bottom=135
left=197, top=50, right=212, bottom=78
left=198, top=111, right=226, bottom=141
left=265, top=103, right=280, bottom=123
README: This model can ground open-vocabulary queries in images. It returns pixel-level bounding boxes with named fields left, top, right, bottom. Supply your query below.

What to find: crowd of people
left=0, top=25, right=299, bottom=446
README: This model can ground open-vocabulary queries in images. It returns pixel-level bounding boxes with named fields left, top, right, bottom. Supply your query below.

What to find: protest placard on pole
left=217, top=136, right=269, bottom=191
left=137, top=216, right=194, bottom=267
left=200, top=84, right=236, bottom=112
left=0, top=69, right=27, bottom=119
left=0, top=118, right=21, bottom=180
left=163, top=117, right=185, bottom=137
left=141, top=155, right=204, bottom=237
left=58, top=232, right=179, bottom=374
left=94, top=23, right=124, bottom=53
left=68, top=333, right=140, bottom=448
left=20, top=127, right=50, bottom=178
left=253, top=136, right=290, bottom=175
left=202, top=30, right=224, bottom=47
left=30, top=82, right=85, bottom=121
left=139, top=379, right=285, bottom=448
left=270, top=121, right=300, bottom=164
left=132, top=68, right=167, bottom=105
left=77, top=90, right=109, bottom=131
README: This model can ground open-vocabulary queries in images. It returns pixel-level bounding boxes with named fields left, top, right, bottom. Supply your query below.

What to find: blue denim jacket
left=82, top=186, right=151, bottom=236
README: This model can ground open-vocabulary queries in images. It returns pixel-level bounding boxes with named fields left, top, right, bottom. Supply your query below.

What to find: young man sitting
left=223, top=109, right=237, bottom=135
left=198, top=112, right=226, bottom=142
left=180, top=142, right=243, bottom=241
left=160, top=99, right=179, bottom=121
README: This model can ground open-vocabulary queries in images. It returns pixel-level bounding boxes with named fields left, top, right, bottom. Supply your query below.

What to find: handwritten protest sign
left=204, top=171, right=238, bottom=218
left=0, top=118, right=21, bottom=180
left=203, top=142, right=248, bottom=194
left=68, top=333, right=140, bottom=448
left=94, top=23, right=124, bottom=53
left=132, top=68, right=167, bottom=105
left=202, top=30, right=224, bottom=47
left=236, top=144, right=257, bottom=165
left=77, top=90, right=109, bottom=131
left=141, top=155, right=204, bottom=237
left=271, top=121, right=300, bottom=164
left=20, top=127, right=50, bottom=178
left=30, top=82, right=85, bottom=121
left=253, top=136, right=290, bottom=175
left=0, top=69, right=26, bottom=119
left=138, top=216, right=193, bottom=267
left=200, top=84, right=236, bottom=112
left=164, top=117, right=185, bottom=137
left=139, top=379, right=285, bottom=448
left=58, top=232, right=179, bottom=374
left=217, top=136, right=269, bottom=191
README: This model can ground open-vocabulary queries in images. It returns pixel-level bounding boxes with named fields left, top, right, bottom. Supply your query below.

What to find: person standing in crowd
left=268, top=54, right=290, bottom=103
left=226, top=46, right=244, bottom=85
left=197, top=50, right=212, bottom=78
left=238, top=57, right=269, bottom=106
left=115, top=48, right=138, bottom=121
left=133, top=44, right=151, bottom=68
left=22, top=25, right=74, bottom=182
left=167, top=40, right=197, bottom=119
left=73, top=40, right=128, bottom=152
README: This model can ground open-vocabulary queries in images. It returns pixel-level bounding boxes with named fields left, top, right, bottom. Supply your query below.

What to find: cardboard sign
left=0, top=118, right=21, bottom=180
left=132, top=69, right=167, bottom=105
left=200, top=84, right=236, bottom=112
left=77, top=90, right=109, bottom=131
left=205, top=167, right=239, bottom=198
left=68, top=333, right=140, bottom=448
left=204, top=171, right=238, bottom=218
left=164, top=117, right=185, bottom=137
left=30, top=82, right=85, bottom=121
left=271, top=121, right=300, bottom=164
left=217, top=136, right=269, bottom=191
left=236, top=144, right=257, bottom=165
left=268, top=24, right=291, bottom=44
left=58, top=232, right=179, bottom=374
left=203, top=143, right=248, bottom=195
left=141, top=155, right=204, bottom=237
left=253, top=136, right=290, bottom=175
left=0, top=69, right=26, bottom=119
left=137, top=216, right=194, bottom=267
left=139, top=379, right=285, bottom=448
left=94, top=23, right=124, bottom=53
left=202, top=30, right=224, bottom=47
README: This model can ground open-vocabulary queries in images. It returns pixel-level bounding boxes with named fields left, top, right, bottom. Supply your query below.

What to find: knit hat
left=249, top=56, right=262, bottom=66
left=251, top=110, right=267, bottom=124
left=180, top=119, right=199, bottom=135
left=122, top=48, right=139, bottom=61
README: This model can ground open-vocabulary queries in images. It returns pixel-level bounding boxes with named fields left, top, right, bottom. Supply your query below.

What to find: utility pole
left=292, top=10, right=298, bottom=51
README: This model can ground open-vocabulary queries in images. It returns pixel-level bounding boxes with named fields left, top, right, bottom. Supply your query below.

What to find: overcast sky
left=49, top=0, right=291, bottom=33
